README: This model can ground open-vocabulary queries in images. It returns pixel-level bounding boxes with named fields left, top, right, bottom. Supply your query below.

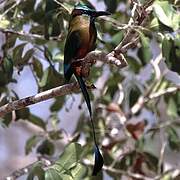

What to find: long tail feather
left=75, top=74, right=104, bottom=175
left=75, top=75, right=92, bottom=117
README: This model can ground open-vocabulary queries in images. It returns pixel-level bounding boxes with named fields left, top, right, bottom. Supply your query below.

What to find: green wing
left=64, top=30, right=81, bottom=81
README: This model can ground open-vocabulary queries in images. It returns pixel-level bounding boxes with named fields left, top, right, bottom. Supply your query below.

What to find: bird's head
left=72, top=2, right=110, bottom=18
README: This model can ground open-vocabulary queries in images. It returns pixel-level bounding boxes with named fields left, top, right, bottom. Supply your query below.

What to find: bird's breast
left=70, top=16, right=96, bottom=59
left=77, top=27, right=96, bottom=59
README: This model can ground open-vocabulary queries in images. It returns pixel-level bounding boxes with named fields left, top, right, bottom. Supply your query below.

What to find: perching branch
left=0, top=49, right=127, bottom=118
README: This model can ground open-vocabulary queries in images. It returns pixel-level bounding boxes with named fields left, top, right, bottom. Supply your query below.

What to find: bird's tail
left=75, top=75, right=92, bottom=117
left=75, top=74, right=104, bottom=176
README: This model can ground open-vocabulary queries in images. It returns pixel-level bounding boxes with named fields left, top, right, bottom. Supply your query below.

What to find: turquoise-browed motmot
left=64, top=3, right=110, bottom=175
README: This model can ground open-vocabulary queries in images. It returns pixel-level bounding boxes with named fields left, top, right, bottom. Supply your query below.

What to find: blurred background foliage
left=0, top=0, right=180, bottom=179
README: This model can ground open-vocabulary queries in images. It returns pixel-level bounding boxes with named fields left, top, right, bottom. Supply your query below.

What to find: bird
left=64, top=2, right=110, bottom=176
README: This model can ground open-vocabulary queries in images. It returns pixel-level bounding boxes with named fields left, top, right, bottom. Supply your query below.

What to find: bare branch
left=0, top=82, right=80, bottom=117
left=130, top=86, right=179, bottom=116
left=83, top=159, right=153, bottom=180
left=5, top=157, right=53, bottom=180
left=5, top=155, right=152, bottom=180
left=148, top=87, right=179, bottom=100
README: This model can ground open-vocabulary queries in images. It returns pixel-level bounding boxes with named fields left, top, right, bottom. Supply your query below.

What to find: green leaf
left=167, top=127, right=180, bottom=151
left=1, top=113, right=13, bottom=127
left=4, top=34, right=17, bottom=49
left=129, top=86, right=141, bottom=108
left=162, top=33, right=180, bottom=73
left=104, top=0, right=117, bottom=13
left=27, top=162, right=45, bottom=180
left=15, top=107, right=30, bottom=120
left=90, top=66, right=103, bottom=83
left=39, top=67, right=64, bottom=91
left=39, top=67, right=50, bottom=87
left=30, top=2, right=45, bottom=24
left=138, top=33, right=152, bottom=65
left=167, top=97, right=177, bottom=118
left=56, top=143, right=83, bottom=170
left=48, top=164, right=72, bottom=178
left=44, top=0, right=60, bottom=39
left=149, top=17, right=159, bottom=30
left=37, top=139, right=55, bottom=156
left=22, top=48, right=34, bottom=64
left=111, top=32, right=123, bottom=46
left=105, top=72, right=123, bottom=102
left=71, top=163, right=87, bottom=179
left=21, top=0, right=36, bottom=14
left=175, top=37, right=180, bottom=59
left=45, top=143, right=86, bottom=180
left=32, top=57, right=43, bottom=79
left=0, top=17, right=10, bottom=28
left=25, top=135, right=39, bottom=155
left=126, top=56, right=141, bottom=73
left=0, top=56, right=14, bottom=86
left=45, top=168, right=69, bottom=180
left=51, top=14, right=62, bottom=37
left=144, top=152, right=159, bottom=173
left=0, top=96, right=8, bottom=106
left=13, top=43, right=26, bottom=62
left=153, top=1, right=179, bottom=30
left=28, top=114, right=46, bottom=130
left=49, top=130, right=62, bottom=140
left=50, top=96, right=65, bottom=112
left=162, top=36, right=173, bottom=63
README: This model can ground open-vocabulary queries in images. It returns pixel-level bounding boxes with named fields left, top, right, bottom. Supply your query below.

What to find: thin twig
left=130, top=86, right=179, bottom=116
left=5, top=157, right=53, bottom=180
left=0, top=28, right=64, bottom=41
left=83, top=159, right=153, bottom=180
left=147, top=87, right=179, bottom=100
left=0, top=2, right=17, bottom=20
left=154, top=168, right=180, bottom=180
left=158, top=131, right=166, bottom=175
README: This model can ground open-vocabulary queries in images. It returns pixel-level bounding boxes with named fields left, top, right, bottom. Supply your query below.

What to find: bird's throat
left=69, top=15, right=91, bottom=31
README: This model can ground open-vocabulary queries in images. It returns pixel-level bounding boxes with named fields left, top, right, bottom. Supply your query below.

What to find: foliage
left=0, top=0, right=180, bottom=179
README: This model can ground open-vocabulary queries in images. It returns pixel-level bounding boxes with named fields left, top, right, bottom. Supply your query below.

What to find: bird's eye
left=83, top=10, right=91, bottom=16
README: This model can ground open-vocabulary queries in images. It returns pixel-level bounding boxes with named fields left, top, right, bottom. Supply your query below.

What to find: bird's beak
left=93, top=11, right=111, bottom=17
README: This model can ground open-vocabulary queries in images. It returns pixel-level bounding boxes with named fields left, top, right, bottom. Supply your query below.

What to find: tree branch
left=0, top=82, right=80, bottom=117
left=5, top=155, right=153, bottom=180
left=82, top=50, right=127, bottom=68
left=130, top=86, right=179, bottom=116
left=83, top=159, right=154, bottom=180
left=5, top=157, right=54, bottom=180
left=0, top=50, right=127, bottom=118
left=0, top=27, right=64, bottom=41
